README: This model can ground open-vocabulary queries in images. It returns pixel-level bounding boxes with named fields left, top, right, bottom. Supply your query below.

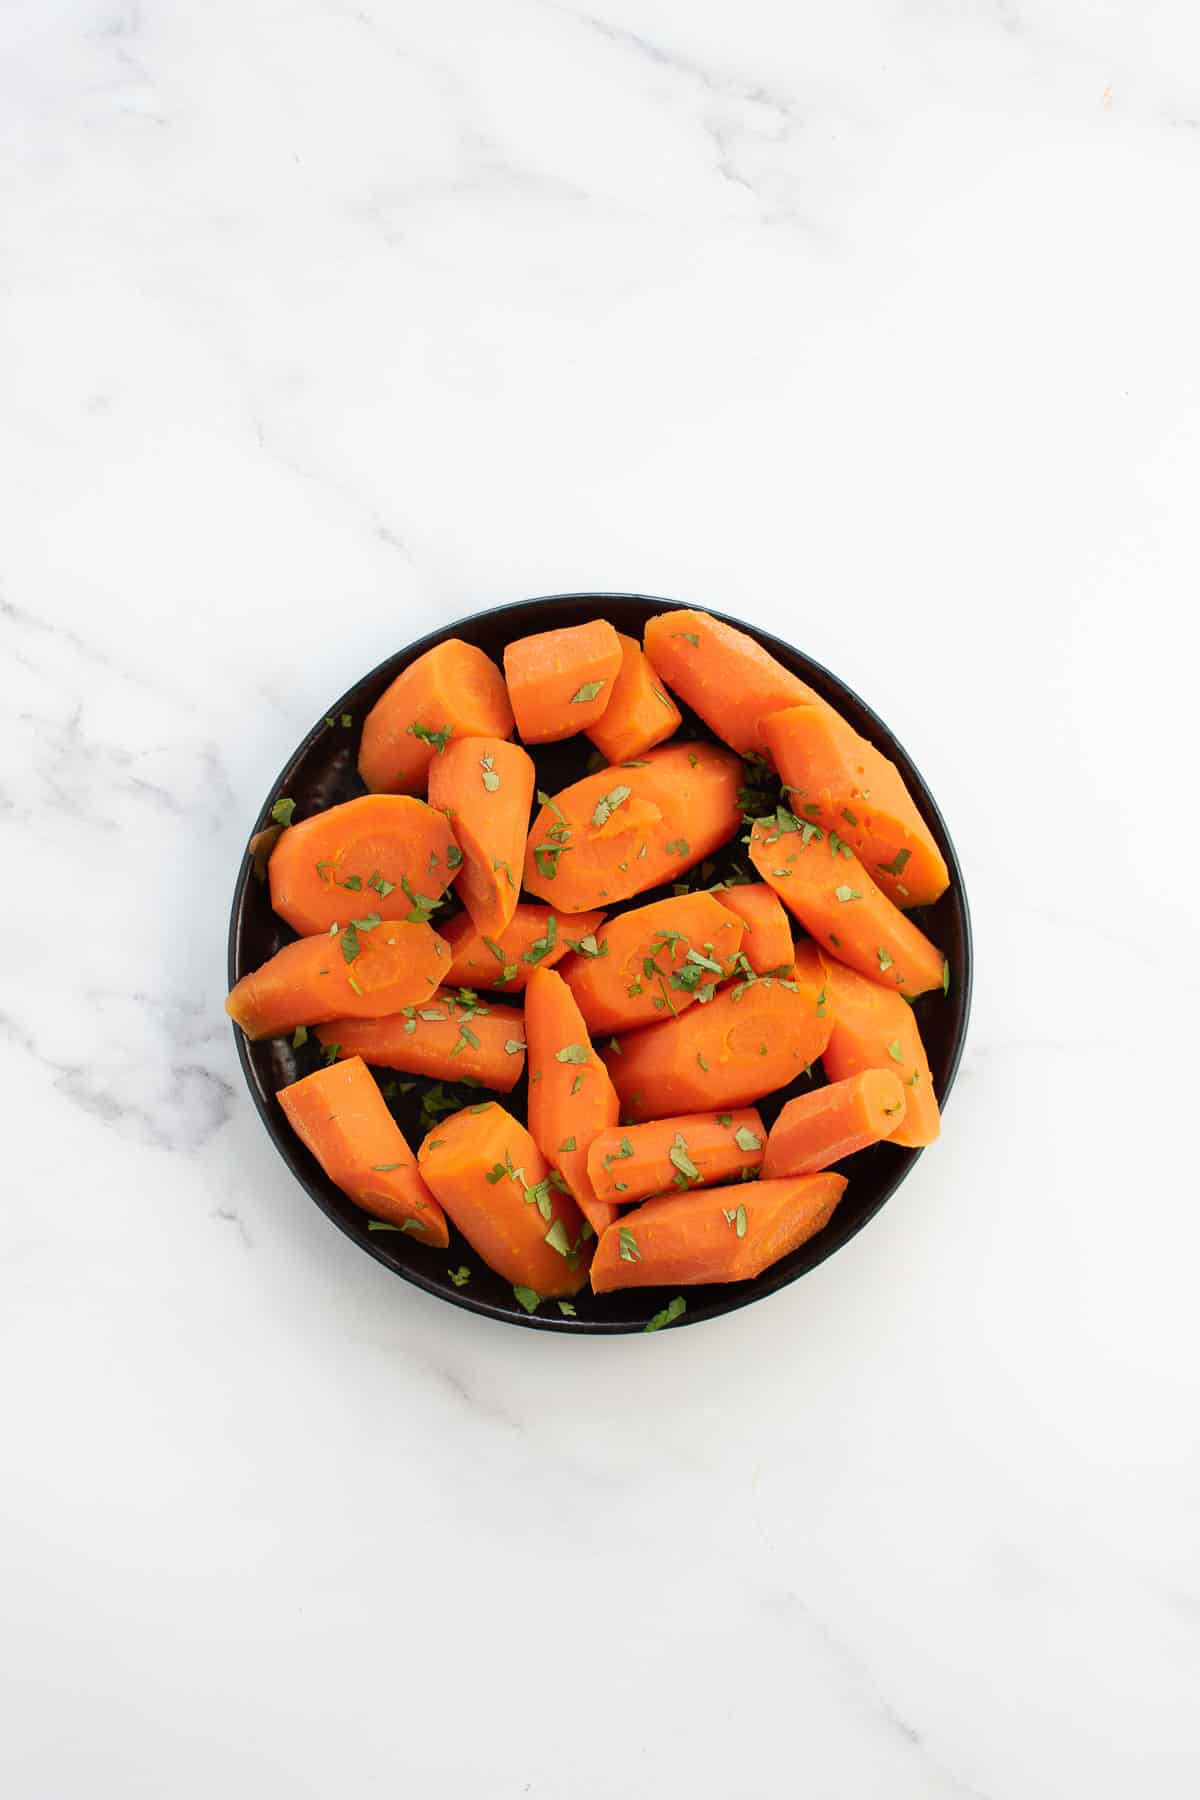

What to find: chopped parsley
left=270, top=797, right=295, bottom=827
left=291, top=1026, right=308, bottom=1048
left=618, top=1227, right=642, bottom=1263
left=644, top=1296, right=686, bottom=1332
left=407, top=720, right=452, bottom=752
left=734, top=1126, right=762, bottom=1152
left=512, top=1285, right=541, bottom=1314
left=570, top=680, right=606, bottom=704
left=480, top=752, right=500, bottom=792
left=448, top=1266, right=471, bottom=1287
left=878, top=847, right=911, bottom=877
left=591, top=785, right=632, bottom=827
left=555, top=1044, right=589, bottom=1064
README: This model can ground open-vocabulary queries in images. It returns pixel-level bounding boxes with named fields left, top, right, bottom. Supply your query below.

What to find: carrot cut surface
left=761, top=1070, right=906, bottom=1178
left=227, top=920, right=447, bottom=1041
left=762, top=704, right=949, bottom=909
left=590, top=1172, right=847, bottom=1291
left=268, top=794, right=460, bottom=937
left=278, top=1056, right=448, bottom=1244
left=585, top=632, right=682, bottom=764
left=586, top=1108, right=765, bottom=1207
left=711, top=882, right=793, bottom=975
left=556, top=893, right=744, bottom=1035
left=417, top=1102, right=592, bottom=1297
left=440, top=905, right=606, bottom=993
left=643, top=609, right=830, bottom=758
left=525, top=967, right=621, bottom=1236
left=316, top=989, right=526, bottom=1090
left=503, top=620, right=622, bottom=745
left=358, top=638, right=514, bottom=795
left=818, top=956, right=939, bottom=1148
left=427, top=735, right=535, bottom=939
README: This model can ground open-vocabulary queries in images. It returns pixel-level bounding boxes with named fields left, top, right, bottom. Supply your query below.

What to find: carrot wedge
left=748, top=811, right=946, bottom=996
left=590, top=1172, right=847, bottom=1291
left=763, top=703, right=949, bottom=909
left=268, top=793, right=461, bottom=936
left=585, top=632, right=682, bottom=763
left=358, top=638, right=514, bottom=795
left=762, top=1071, right=906, bottom=1178
left=427, top=736, right=535, bottom=938
left=711, top=882, right=793, bottom=975
left=504, top=620, right=622, bottom=745
left=525, top=967, right=621, bottom=1236
left=818, top=956, right=939, bottom=1148
left=315, top=989, right=526, bottom=1090
left=586, top=1109, right=765, bottom=1206
left=556, top=893, right=744, bottom=1035
left=278, top=1056, right=449, bottom=1245
left=644, top=609, right=832, bottom=758
left=440, top=904, right=606, bottom=993
left=226, top=920, right=447, bottom=1041
left=417, top=1103, right=592, bottom=1298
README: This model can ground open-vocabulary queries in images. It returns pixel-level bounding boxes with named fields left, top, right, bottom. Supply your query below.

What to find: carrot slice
left=525, top=967, right=621, bottom=1236
left=315, top=989, right=526, bottom=1090
left=644, top=609, right=832, bottom=758
left=503, top=620, right=622, bottom=745
left=427, top=736, right=535, bottom=938
left=763, top=703, right=949, bottom=909
left=226, top=920, right=447, bottom=1041
left=586, top=1108, right=765, bottom=1206
left=278, top=1056, right=449, bottom=1245
left=818, top=956, right=939, bottom=1148
left=523, top=741, right=742, bottom=912
left=417, top=1102, right=592, bottom=1298
left=748, top=810, right=946, bottom=996
left=268, top=794, right=460, bottom=936
left=585, top=632, right=682, bottom=763
left=600, top=952, right=833, bottom=1120
left=358, top=639, right=514, bottom=795
left=439, top=904, right=607, bottom=993
left=711, top=882, right=793, bottom=975
left=761, top=1071, right=906, bottom=1178
left=557, top=893, right=744, bottom=1035
left=590, top=1172, right=846, bottom=1291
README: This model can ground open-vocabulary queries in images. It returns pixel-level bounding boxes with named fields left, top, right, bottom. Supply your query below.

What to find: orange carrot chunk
left=278, top=1056, right=449, bottom=1245
left=590, top=1172, right=847, bottom=1292
left=586, top=1108, right=765, bottom=1206
left=525, top=967, right=621, bottom=1237
left=818, top=955, right=939, bottom=1149
left=439, top=904, right=607, bottom=993
left=503, top=620, right=622, bottom=745
left=762, top=703, right=949, bottom=909
left=417, top=1102, right=592, bottom=1298
left=268, top=793, right=460, bottom=937
left=226, top=920, right=447, bottom=1041
left=358, top=639, right=514, bottom=795
left=585, top=632, right=682, bottom=764
left=761, top=1070, right=906, bottom=1178
left=557, top=893, right=744, bottom=1035
left=644, top=609, right=834, bottom=758
left=315, top=989, right=526, bottom=1090
left=711, top=882, right=794, bottom=975
left=427, top=735, right=535, bottom=939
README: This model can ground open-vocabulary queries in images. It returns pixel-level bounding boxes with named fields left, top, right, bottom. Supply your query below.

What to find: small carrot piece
left=440, top=904, right=607, bottom=993
left=763, top=703, right=949, bottom=909
left=525, top=967, right=621, bottom=1237
left=417, top=1102, right=592, bottom=1298
left=278, top=1056, right=449, bottom=1245
left=557, top=893, right=744, bottom=1035
left=315, top=989, right=526, bottom=1090
left=586, top=1108, right=765, bottom=1206
left=711, top=882, right=793, bottom=975
left=358, top=638, right=514, bottom=795
left=268, top=793, right=460, bottom=936
left=761, top=1071, right=906, bottom=1178
left=226, top=920, right=447, bottom=1041
left=748, top=812, right=946, bottom=997
left=503, top=619, right=622, bottom=745
left=427, top=735, right=535, bottom=938
left=585, top=631, right=682, bottom=763
left=523, top=741, right=742, bottom=912
left=818, top=956, right=939, bottom=1148
left=590, top=1172, right=847, bottom=1292
left=644, top=609, right=832, bottom=758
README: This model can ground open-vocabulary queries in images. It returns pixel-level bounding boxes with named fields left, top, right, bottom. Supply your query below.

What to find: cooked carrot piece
left=761, top=1071, right=906, bottom=1178
left=586, top=1108, right=765, bottom=1206
left=503, top=620, right=622, bottom=745
left=278, top=1056, right=449, bottom=1245
left=585, top=631, right=682, bottom=764
left=522, top=741, right=742, bottom=912
left=525, top=967, right=621, bottom=1236
left=440, top=904, right=607, bottom=993
left=417, top=1102, right=592, bottom=1297
left=644, top=609, right=833, bottom=758
left=601, top=952, right=833, bottom=1120
left=748, top=810, right=946, bottom=996
left=818, top=956, right=939, bottom=1148
left=590, top=1172, right=847, bottom=1291
left=226, top=920, right=447, bottom=1041
left=315, top=989, right=526, bottom=1090
left=763, top=704, right=949, bottom=909
left=358, top=638, right=514, bottom=795
left=426, top=735, right=535, bottom=939
left=711, top=882, right=793, bottom=975
left=557, top=893, right=744, bottom=1035
left=268, top=793, right=461, bottom=936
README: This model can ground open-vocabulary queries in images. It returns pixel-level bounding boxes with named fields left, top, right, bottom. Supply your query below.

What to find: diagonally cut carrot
left=359, top=638, right=514, bottom=795
left=427, top=735, right=535, bottom=938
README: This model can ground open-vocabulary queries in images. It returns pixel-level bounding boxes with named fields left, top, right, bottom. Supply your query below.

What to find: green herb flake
left=559, top=1136, right=577, bottom=1152
left=618, top=1227, right=642, bottom=1263
left=568, top=933, right=607, bottom=959
left=486, top=1163, right=507, bottom=1184
left=571, top=1072, right=585, bottom=1095
left=717, top=1113, right=732, bottom=1127
left=735, top=1204, right=748, bottom=1238
left=554, top=1043, right=589, bottom=1066
left=291, top=1026, right=308, bottom=1049
left=340, top=873, right=363, bottom=892
left=480, top=753, right=500, bottom=792
left=645, top=1296, right=686, bottom=1332
left=512, top=1285, right=541, bottom=1314
left=877, top=947, right=894, bottom=972
left=492, top=858, right=515, bottom=889
left=271, top=797, right=295, bottom=827
left=321, top=1042, right=340, bottom=1066
left=888, top=1040, right=904, bottom=1062
left=734, top=1126, right=762, bottom=1152
left=665, top=838, right=690, bottom=857
left=668, top=1134, right=700, bottom=1181
left=448, top=1266, right=471, bottom=1287
left=943, top=959, right=951, bottom=996
left=834, top=885, right=863, bottom=904
left=524, top=913, right=558, bottom=966
left=368, top=1217, right=426, bottom=1235
left=570, top=680, right=606, bottom=704
left=687, top=751, right=699, bottom=767
left=878, top=847, right=912, bottom=877
left=591, top=784, right=632, bottom=828
left=407, top=720, right=452, bottom=753
left=697, top=1052, right=709, bottom=1072
left=672, top=631, right=699, bottom=647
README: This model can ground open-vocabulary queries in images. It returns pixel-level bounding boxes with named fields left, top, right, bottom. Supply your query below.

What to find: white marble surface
left=3, top=2, right=1199, bottom=1793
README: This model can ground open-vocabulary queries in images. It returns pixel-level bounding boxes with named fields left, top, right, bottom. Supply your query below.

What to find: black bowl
left=228, top=593, right=972, bottom=1332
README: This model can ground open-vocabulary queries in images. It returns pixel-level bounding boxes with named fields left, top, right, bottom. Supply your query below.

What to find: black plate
left=228, top=593, right=972, bottom=1332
